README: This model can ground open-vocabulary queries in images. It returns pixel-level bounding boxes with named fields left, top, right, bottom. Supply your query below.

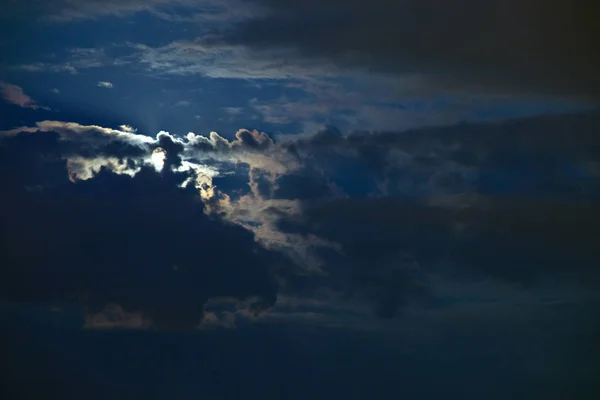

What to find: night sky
left=1, top=1, right=600, bottom=399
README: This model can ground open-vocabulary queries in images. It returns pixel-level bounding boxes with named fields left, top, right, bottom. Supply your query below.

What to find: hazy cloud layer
left=227, top=0, right=600, bottom=100
left=1, top=0, right=257, bottom=22
left=7, top=1, right=593, bottom=134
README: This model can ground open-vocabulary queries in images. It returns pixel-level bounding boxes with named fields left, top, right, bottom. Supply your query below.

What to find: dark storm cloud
left=226, top=0, right=600, bottom=99
left=0, top=132, right=279, bottom=330
left=0, top=121, right=156, bottom=181
left=0, top=131, right=73, bottom=189
left=285, top=111, right=600, bottom=199
left=272, top=194, right=600, bottom=317
left=272, top=172, right=334, bottom=200
left=258, top=112, right=600, bottom=317
left=156, top=131, right=184, bottom=168
left=170, top=112, right=600, bottom=322
left=2, top=111, right=600, bottom=323
left=0, top=129, right=148, bottom=186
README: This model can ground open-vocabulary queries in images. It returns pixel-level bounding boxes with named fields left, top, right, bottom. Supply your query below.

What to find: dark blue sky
left=1, top=1, right=600, bottom=399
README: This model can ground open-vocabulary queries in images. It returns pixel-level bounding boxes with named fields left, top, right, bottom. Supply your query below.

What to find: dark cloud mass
left=1, top=113, right=600, bottom=399
left=273, top=113, right=600, bottom=317
left=0, top=132, right=278, bottom=330
left=2, top=112, right=600, bottom=324
left=286, top=112, right=600, bottom=199
left=279, top=196, right=600, bottom=291
left=227, top=0, right=600, bottom=99
left=2, top=1, right=600, bottom=398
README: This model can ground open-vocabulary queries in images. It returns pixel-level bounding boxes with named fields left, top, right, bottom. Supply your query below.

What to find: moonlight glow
left=151, top=147, right=167, bottom=172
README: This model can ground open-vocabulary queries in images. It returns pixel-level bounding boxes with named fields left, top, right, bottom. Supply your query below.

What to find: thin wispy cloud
left=15, top=62, right=79, bottom=74
left=127, top=39, right=340, bottom=80
left=222, top=107, right=244, bottom=115
left=0, top=82, right=50, bottom=110
left=40, top=0, right=257, bottom=22
left=97, top=81, right=114, bottom=88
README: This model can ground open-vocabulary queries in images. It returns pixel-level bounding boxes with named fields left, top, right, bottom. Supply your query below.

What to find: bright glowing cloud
left=0, top=120, right=155, bottom=146
left=67, top=156, right=142, bottom=182
left=150, top=147, right=167, bottom=172
left=97, top=81, right=114, bottom=88
left=119, top=124, right=137, bottom=133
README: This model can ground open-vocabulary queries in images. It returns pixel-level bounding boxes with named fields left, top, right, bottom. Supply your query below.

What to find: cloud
left=263, top=187, right=600, bottom=318
left=215, top=112, right=600, bottom=317
left=0, top=132, right=281, bottom=330
left=0, top=82, right=49, bottom=110
left=2, top=111, right=599, bottom=324
left=249, top=97, right=331, bottom=125
left=181, top=128, right=297, bottom=175
left=221, top=0, right=600, bottom=100
left=119, top=124, right=137, bottom=133
left=199, top=311, right=237, bottom=329
left=84, top=303, right=149, bottom=329
left=14, top=37, right=467, bottom=132
left=66, top=155, right=141, bottom=181
left=37, top=0, right=256, bottom=22
left=222, top=106, right=244, bottom=115
left=0, top=121, right=156, bottom=182
left=126, top=39, right=340, bottom=80
left=1, top=120, right=154, bottom=146
left=0, top=0, right=253, bottom=23
left=7, top=2, right=595, bottom=136
left=14, top=47, right=130, bottom=75
left=16, top=62, right=79, bottom=74
left=97, top=81, right=114, bottom=88
left=0, top=121, right=293, bottom=186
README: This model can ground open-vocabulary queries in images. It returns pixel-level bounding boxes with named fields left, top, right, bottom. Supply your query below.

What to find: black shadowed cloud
left=1, top=111, right=600, bottom=324
left=0, top=132, right=279, bottom=330
left=224, top=0, right=600, bottom=100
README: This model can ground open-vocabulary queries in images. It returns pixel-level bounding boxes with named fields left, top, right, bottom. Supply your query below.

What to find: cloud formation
left=224, top=0, right=600, bottom=100
left=1, top=0, right=256, bottom=23
left=0, top=82, right=49, bottom=110
left=1, top=111, right=599, bottom=325
left=127, top=39, right=338, bottom=80
left=97, top=81, right=114, bottom=88
left=0, top=132, right=280, bottom=330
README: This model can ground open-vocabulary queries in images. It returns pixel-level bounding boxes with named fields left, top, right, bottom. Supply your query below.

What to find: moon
left=151, top=147, right=167, bottom=172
